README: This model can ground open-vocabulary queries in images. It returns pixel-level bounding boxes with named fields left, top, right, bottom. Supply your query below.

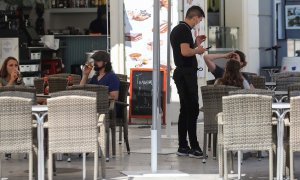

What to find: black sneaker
left=189, top=149, right=204, bottom=159
left=176, top=147, right=191, bottom=156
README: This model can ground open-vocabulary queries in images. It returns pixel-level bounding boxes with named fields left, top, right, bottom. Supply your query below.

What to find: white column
left=110, top=0, right=125, bottom=74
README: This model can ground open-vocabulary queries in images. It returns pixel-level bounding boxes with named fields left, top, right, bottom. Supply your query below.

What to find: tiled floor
left=1, top=122, right=300, bottom=180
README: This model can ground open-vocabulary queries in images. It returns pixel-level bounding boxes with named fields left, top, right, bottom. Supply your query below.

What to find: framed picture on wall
left=286, top=5, right=300, bottom=29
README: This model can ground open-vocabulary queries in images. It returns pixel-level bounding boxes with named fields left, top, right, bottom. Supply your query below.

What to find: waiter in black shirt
left=170, top=6, right=206, bottom=158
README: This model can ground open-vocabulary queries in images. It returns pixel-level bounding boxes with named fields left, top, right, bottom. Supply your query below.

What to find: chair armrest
left=115, top=100, right=129, bottom=106
left=97, top=114, right=106, bottom=127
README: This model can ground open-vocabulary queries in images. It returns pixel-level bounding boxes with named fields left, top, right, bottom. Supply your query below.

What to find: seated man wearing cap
left=80, top=51, right=119, bottom=100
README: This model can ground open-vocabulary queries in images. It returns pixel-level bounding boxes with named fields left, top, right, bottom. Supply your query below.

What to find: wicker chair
left=34, top=78, right=44, bottom=94
left=66, top=84, right=112, bottom=161
left=115, top=74, right=127, bottom=81
left=287, top=96, right=300, bottom=180
left=0, top=97, right=34, bottom=179
left=200, top=85, right=240, bottom=163
left=0, top=86, right=36, bottom=103
left=49, top=73, right=81, bottom=85
left=276, top=77, right=300, bottom=91
left=48, top=77, right=68, bottom=93
left=47, top=95, right=103, bottom=180
left=220, top=94, right=273, bottom=180
left=115, top=81, right=130, bottom=154
left=271, top=72, right=300, bottom=82
left=249, top=75, right=266, bottom=89
left=34, top=77, right=68, bottom=94
left=229, top=88, right=274, bottom=96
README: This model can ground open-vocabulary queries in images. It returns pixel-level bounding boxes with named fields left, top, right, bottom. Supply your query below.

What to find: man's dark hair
left=186, top=6, right=205, bottom=19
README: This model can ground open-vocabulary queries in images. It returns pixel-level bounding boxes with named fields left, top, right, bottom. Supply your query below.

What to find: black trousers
left=173, top=67, right=201, bottom=150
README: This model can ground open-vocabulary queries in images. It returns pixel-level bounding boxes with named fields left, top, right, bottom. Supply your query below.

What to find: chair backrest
left=0, top=96, right=32, bottom=153
left=288, top=96, right=300, bottom=151
left=276, top=77, right=300, bottom=91
left=0, top=91, right=36, bottom=105
left=249, top=75, right=266, bottom=89
left=290, top=90, right=300, bottom=97
left=0, top=86, right=36, bottom=103
left=272, top=72, right=300, bottom=82
left=47, top=95, right=98, bottom=153
left=116, top=74, right=127, bottom=81
left=51, top=90, right=97, bottom=99
left=49, top=73, right=81, bottom=85
left=67, top=84, right=109, bottom=115
left=229, top=89, right=274, bottom=96
left=118, top=81, right=130, bottom=103
left=222, top=94, right=272, bottom=150
left=48, top=77, right=68, bottom=93
left=288, top=83, right=300, bottom=97
left=201, top=85, right=240, bottom=133
left=34, top=78, right=44, bottom=94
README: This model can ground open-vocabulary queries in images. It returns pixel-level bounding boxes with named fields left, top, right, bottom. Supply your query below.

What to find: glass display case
left=208, top=26, right=239, bottom=52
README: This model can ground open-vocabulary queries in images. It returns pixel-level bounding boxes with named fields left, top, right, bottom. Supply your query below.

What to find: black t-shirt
left=170, top=21, right=197, bottom=69
left=212, top=65, right=252, bottom=84
left=89, top=18, right=108, bottom=34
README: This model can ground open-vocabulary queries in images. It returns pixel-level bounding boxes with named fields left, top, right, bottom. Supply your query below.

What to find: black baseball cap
left=91, top=51, right=110, bottom=62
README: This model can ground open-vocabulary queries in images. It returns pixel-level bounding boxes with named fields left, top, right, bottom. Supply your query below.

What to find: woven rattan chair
left=276, top=77, right=300, bottom=91
left=0, top=86, right=36, bottom=103
left=115, top=74, right=127, bottom=81
left=249, top=75, right=266, bottom=89
left=49, top=73, right=81, bottom=85
left=34, top=78, right=44, bottom=94
left=0, top=97, right=34, bottom=179
left=66, top=84, right=112, bottom=161
left=47, top=95, right=104, bottom=180
left=115, top=81, right=130, bottom=154
left=229, top=88, right=274, bottom=96
left=286, top=96, right=300, bottom=180
left=271, top=72, right=300, bottom=82
left=221, top=94, right=273, bottom=180
left=48, top=77, right=68, bottom=93
left=200, top=85, right=240, bottom=163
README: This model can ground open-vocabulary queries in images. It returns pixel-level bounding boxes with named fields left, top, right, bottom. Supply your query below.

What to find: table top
left=265, top=82, right=276, bottom=86
left=274, top=91, right=288, bottom=95
left=32, top=105, right=48, bottom=112
left=36, top=94, right=51, bottom=98
left=272, top=102, right=290, bottom=109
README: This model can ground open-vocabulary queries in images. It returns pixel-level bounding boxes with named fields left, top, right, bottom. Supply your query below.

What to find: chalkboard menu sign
left=129, top=68, right=166, bottom=124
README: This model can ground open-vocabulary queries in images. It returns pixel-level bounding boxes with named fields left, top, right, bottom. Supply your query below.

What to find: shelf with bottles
left=50, top=0, right=107, bottom=9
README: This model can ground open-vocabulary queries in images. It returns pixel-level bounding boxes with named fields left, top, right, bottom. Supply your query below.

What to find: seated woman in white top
left=214, top=59, right=250, bottom=89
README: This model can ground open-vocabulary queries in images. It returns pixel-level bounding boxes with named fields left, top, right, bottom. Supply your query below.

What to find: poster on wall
left=286, top=5, right=300, bottom=29
left=0, top=38, right=19, bottom=66
left=184, top=0, right=206, bottom=78
left=124, top=0, right=169, bottom=76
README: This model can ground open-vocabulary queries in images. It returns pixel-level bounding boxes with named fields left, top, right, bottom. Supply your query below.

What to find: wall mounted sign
left=286, top=5, right=300, bottom=29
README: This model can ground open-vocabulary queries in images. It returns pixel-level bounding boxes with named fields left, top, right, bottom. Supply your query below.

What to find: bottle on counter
left=67, top=75, right=73, bottom=87
left=51, top=0, right=56, bottom=8
left=58, top=0, right=64, bottom=8
left=43, top=76, right=49, bottom=95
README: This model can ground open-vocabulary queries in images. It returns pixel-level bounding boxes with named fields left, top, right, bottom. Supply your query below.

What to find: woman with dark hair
left=203, top=50, right=254, bottom=89
left=215, top=59, right=250, bottom=89
left=0, top=56, right=24, bottom=87
left=80, top=51, right=119, bottom=100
